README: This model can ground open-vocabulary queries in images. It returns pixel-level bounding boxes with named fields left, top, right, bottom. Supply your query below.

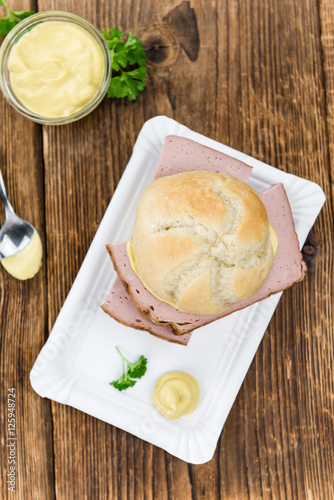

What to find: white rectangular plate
left=30, top=116, right=325, bottom=464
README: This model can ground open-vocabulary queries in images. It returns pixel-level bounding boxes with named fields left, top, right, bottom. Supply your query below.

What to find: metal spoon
left=0, top=166, right=36, bottom=260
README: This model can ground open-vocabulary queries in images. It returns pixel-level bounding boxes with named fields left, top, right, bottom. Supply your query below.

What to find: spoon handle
left=0, top=167, right=15, bottom=217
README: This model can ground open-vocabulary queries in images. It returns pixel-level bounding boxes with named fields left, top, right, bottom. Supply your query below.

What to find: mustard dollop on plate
left=153, top=371, right=200, bottom=419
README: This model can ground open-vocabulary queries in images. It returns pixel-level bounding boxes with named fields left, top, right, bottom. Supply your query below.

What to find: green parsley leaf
left=0, top=13, right=17, bottom=36
left=107, top=65, right=146, bottom=100
left=127, top=355, right=148, bottom=379
left=109, top=347, right=148, bottom=391
left=0, top=0, right=35, bottom=36
left=102, top=28, right=147, bottom=101
left=110, top=375, right=137, bottom=392
left=11, top=10, right=35, bottom=21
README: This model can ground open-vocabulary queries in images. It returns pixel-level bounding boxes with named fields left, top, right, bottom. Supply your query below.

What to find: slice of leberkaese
left=101, top=277, right=192, bottom=345
left=152, top=135, right=253, bottom=182
left=107, top=182, right=306, bottom=334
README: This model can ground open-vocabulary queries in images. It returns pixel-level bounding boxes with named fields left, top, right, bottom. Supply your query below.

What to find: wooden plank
left=215, top=1, right=334, bottom=499
left=320, top=0, right=334, bottom=196
left=0, top=3, right=55, bottom=499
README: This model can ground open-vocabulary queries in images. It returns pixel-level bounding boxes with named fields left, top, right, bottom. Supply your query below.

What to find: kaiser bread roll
left=131, top=171, right=275, bottom=315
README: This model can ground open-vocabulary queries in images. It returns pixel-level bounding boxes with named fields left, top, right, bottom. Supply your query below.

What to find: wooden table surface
left=0, top=1, right=333, bottom=499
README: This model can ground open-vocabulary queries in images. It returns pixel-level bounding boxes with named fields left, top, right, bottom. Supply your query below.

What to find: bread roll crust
left=132, top=171, right=274, bottom=314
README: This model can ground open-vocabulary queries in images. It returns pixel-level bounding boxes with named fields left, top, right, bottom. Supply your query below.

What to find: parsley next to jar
left=7, top=21, right=105, bottom=118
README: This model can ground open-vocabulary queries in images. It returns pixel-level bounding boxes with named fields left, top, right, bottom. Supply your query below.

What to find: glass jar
left=0, top=11, right=111, bottom=125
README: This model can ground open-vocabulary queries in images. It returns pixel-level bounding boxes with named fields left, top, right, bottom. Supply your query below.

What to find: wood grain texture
left=320, top=0, right=334, bottom=200
left=0, top=0, right=333, bottom=499
left=0, top=3, right=55, bottom=499
left=215, top=1, right=334, bottom=500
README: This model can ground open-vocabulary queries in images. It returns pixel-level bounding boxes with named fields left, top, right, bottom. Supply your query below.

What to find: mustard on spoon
left=0, top=167, right=42, bottom=280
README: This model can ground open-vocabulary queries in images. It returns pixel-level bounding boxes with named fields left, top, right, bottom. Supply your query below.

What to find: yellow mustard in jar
left=7, top=21, right=105, bottom=118
left=153, top=371, right=200, bottom=419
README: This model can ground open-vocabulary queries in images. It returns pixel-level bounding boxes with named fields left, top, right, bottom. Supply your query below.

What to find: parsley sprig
left=0, top=0, right=34, bottom=36
left=102, top=28, right=147, bottom=101
left=110, top=347, right=148, bottom=391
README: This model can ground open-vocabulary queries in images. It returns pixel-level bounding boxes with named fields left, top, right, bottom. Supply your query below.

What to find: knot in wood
left=142, top=25, right=178, bottom=67
left=302, top=233, right=319, bottom=273
left=303, top=245, right=315, bottom=255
